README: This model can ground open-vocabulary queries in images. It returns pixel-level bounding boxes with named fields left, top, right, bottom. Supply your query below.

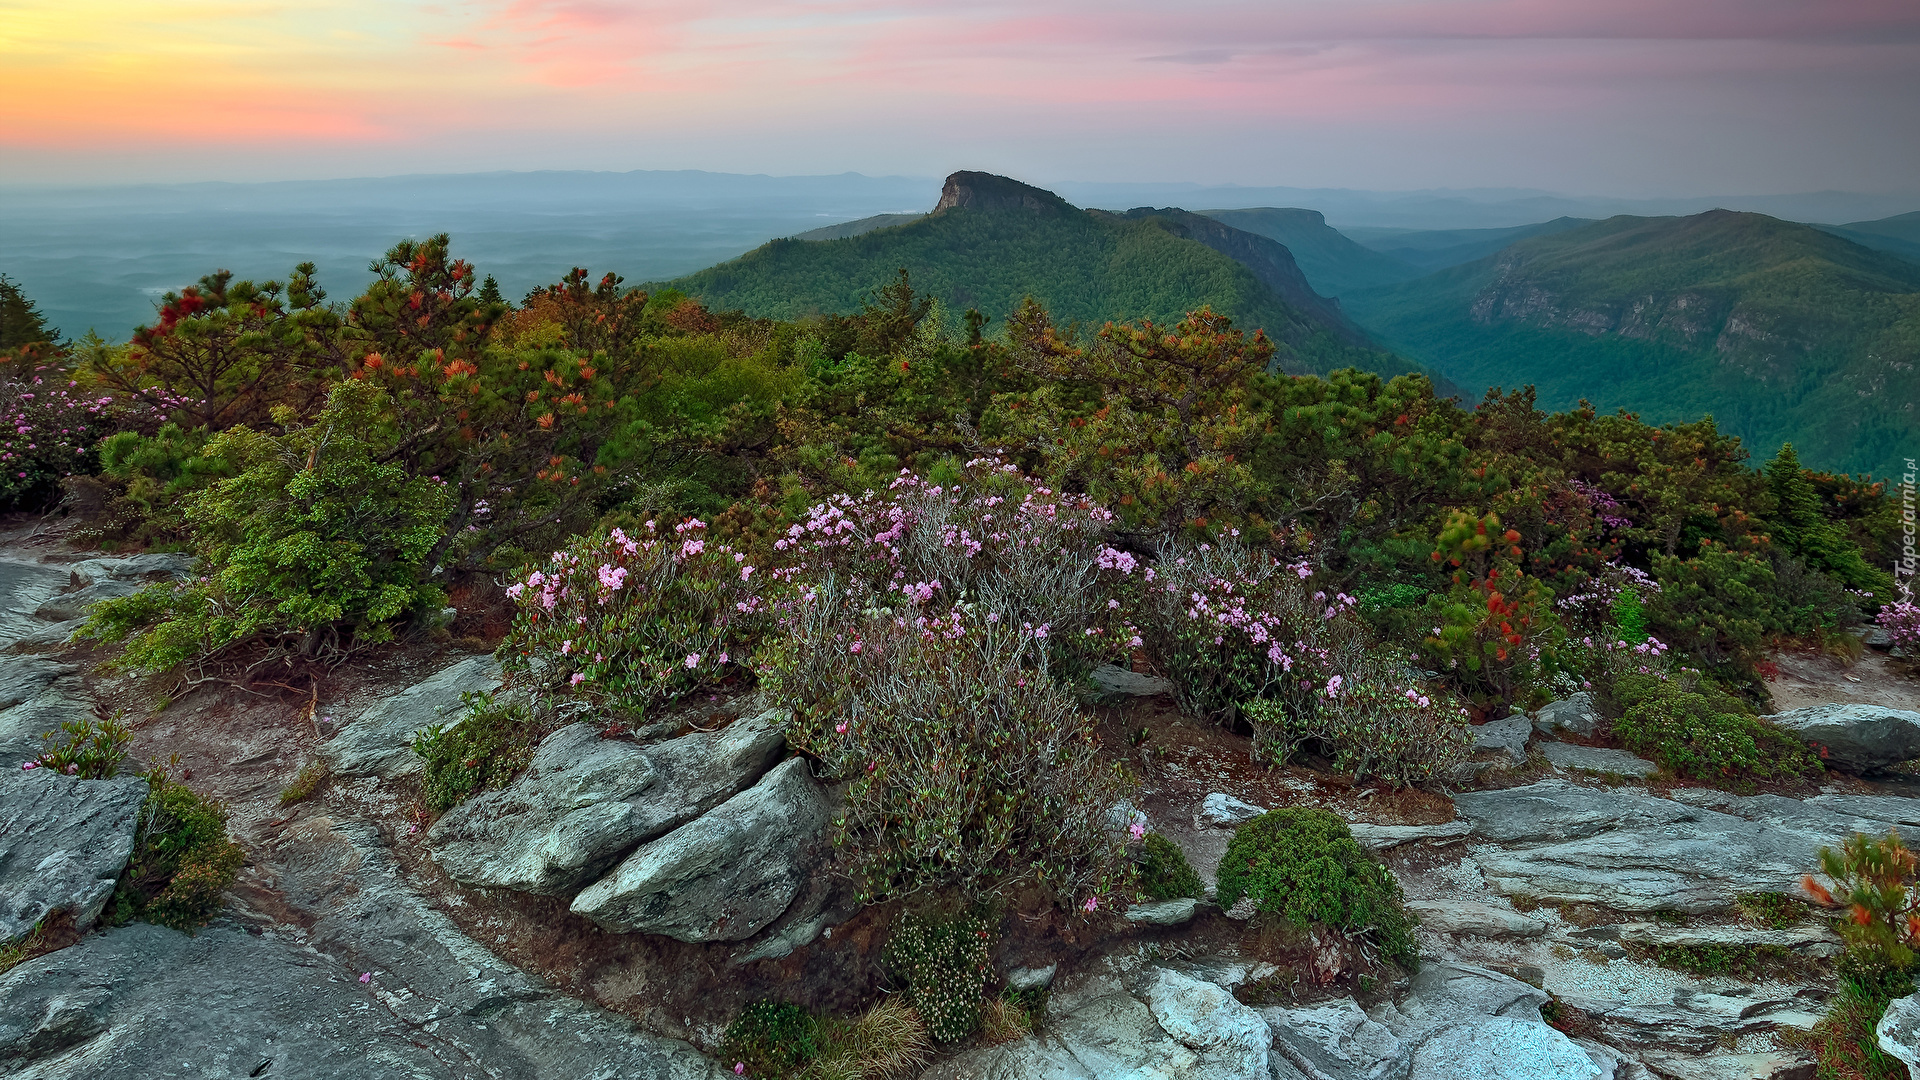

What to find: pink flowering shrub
left=499, top=519, right=770, bottom=717
left=0, top=358, right=134, bottom=509
left=1121, top=538, right=1469, bottom=786
left=1879, top=600, right=1920, bottom=652
left=763, top=596, right=1131, bottom=903
left=761, top=465, right=1134, bottom=902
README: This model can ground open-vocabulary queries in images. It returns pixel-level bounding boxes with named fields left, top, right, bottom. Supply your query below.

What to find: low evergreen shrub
left=112, top=766, right=245, bottom=932
left=1138, top=833, right=1203, bottom=901
left=883, top=910, right=994, bottom=1044
left=1215, top=807, right=1417, bottom=969
left=412, top=692, right=541, bottom=812
left=1609, top=672, right=1818, bottom=782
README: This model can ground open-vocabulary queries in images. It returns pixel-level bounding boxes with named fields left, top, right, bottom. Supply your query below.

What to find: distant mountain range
left=668, top=172, right=1399, bottom=376
left=1342, top=211, right=1920, bottom=474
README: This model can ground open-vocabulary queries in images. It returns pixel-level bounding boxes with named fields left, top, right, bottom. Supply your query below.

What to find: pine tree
left=1765, top=442, right=1884, bottom=590
left=477, top=274, right=504, bottom=306
left=0, top=275, right=58, bottom=352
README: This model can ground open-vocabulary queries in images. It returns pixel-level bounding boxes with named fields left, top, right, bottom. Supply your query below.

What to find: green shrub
left=1610, top=587, right=1650, bottom=645
left=80, top=380, right=453, bottom=673
left=27, top=712, right=130, bottom=779
left=112, top=766, right=246, bottom=931
left=1649, top=942, right=1797, bottom=979
left=412, top=692, right=540, bottom=812
left=1610, top=672, right=1818, bottom=782
left=277, top=760, right=329, bottom=807
left=1810, top=949, right=1915, bottom=1080
left=1215, top=808, right=1417, bottom=969
left=883, top=910, right=994, bottom=1044
left=1138, top=833, right=1203, bottom=901
left=720, top=1000, right=821, bottom=1077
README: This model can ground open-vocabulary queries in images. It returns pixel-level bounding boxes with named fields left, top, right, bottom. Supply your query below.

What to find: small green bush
left=883, top=910, right=994, bottom=1044
left=80, top=380, right=453, bottom=673
left=1610, top=672, right=1818, bottom=783
left=1138, top=833, right=1203, bottom=901
left=1215, top=808, right=1417, bottom=969
left=1649, top=942, right=1797, bottom=979
left=720, top=1000, right=821, bottom=1077
left=413, top=692, right=540, bottom=812
left=112, top=768, right=246, bottom=931
left=1810, top=949, right=1915, bottom=1080
left=27, top=712, right=131, bottom=779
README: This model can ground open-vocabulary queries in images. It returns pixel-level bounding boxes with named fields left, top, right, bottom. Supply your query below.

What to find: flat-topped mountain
left=668, top=172, right=1402, bottom=376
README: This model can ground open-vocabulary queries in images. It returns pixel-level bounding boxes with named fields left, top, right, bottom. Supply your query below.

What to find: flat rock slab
left=1126, top=898, right=1199, bottom=926
left=1540, top=741, right=1658, bottom=777
left=1199, top=792, right=1265, bottom=828
left=571, top=756, right=828, bottom=942
left=0, top=921, right=728, bottom=1080
left=0, top=771, right=148, bottom=942
left=0, top=561, right=72, bottom=648
left=1407, top=1017, right=1601, bottom=1080
left=0, top=656, right=87, bottom=765
left=1457, top=779, right=1920, bottom=912
left=1611, top=922, right=1839, bottom=951
left=1407, top=899, right=1547, bottom=939
left=1556, top=987, right=1822, bottom=1053
left=1091, top=664, right=1176, bottom=697
left=321, top=655, right=501, bottom=778
left=1767, top=702, right=1920, bottom=773
left=428, top=710, right=787, bottom=896
left=1348, top=820, right=1471, bottom=849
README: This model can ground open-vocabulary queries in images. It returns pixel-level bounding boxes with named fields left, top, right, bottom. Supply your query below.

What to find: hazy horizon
left=6, top=2, right=1918, bottom=195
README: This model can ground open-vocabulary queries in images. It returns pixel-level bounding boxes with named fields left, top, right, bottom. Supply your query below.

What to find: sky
left=3, top=0, right=1919, bottom=196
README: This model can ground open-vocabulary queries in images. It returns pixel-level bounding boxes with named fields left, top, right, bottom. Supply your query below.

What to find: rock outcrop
left=1877, top=990, right=1920, bottom=1074
left=321, top=655, right=501, bottom=778
left=1538, top=741, right=1658, bottom=777
left=429, top=710, right=788, bottom=895
left=0, top=655, right=87, bottom=765
left=570, top=756, right=829, bottom=942
left=1531, top=693, right=1604, bottom=737
left=0, top=771, right=148, bottom=942
left=1768, top=702, right=1920, bottom=773
left=1454, top=780, right=1886, bottom=911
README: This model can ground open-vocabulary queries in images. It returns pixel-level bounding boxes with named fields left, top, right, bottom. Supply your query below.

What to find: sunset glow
left=2, top=0, right=1918, bottom=191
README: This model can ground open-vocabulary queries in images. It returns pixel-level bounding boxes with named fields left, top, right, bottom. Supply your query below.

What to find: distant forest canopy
left=0, top=231, right=1905, bottom=716
left=658, top=171, right=1920, bottom=476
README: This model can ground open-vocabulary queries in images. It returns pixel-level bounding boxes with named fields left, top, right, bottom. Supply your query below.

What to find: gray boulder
left=321, top=656, right=501, bottom=778
left=1474, top=714, right=1533, bottom=763
left=1768, top=703, right=1920, bottom=773
left=1261, top=998, right=1402, bottom=1080
left=1200, top=792, right=1264, bottom=828
left=1407, top=1018, right=1600, bottom=1080
left=0, top=561, right=75, bottom=648
left=32, top=554, right=195, bottom=623
left=925, top=966, right=1273, bottom=1080
left=1556, top=986, right=1822, bottom=1053
left=0, top=771, right=149, bottom=942
left=0, top=656, right=87, bottom=765
left=1877, top=991, right=1920, bottom=1074
left=1532, top=693, right=1603, bottom=737
left=570, top=756, right=828, bottom=941
left=1406, top=899, right=1547, bottom=939
left=1540, top=741, right=1658, bottom=778
left=1091, top=664, right=1176, bottom=697
left=1140, top=967, right=1272, bottom=1080
left=428, top=710, right=787, bottom=895
left=1126, top=898, right=1198, bottom=927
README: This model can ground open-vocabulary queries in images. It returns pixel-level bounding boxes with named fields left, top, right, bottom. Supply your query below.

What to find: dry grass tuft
left=809, top=996, right=932, bottom=1080
left=980, top=996, right=1033, bottom=1045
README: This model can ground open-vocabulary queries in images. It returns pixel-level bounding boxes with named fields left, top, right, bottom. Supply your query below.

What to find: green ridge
left=1343, top=210, right=1920, bottom=474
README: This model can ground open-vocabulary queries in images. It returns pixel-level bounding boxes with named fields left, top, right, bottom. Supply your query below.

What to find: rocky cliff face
left=932, top=171, right=1072, bottom=216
